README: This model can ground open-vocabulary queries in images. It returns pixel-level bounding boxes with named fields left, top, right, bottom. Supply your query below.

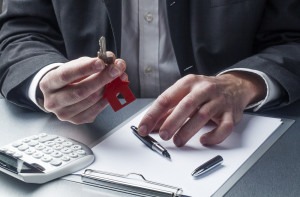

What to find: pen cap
left=82, top=169, right=182, bottom=197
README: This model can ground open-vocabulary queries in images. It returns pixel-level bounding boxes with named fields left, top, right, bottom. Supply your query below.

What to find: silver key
left=97, top=36, right=113, bottom=65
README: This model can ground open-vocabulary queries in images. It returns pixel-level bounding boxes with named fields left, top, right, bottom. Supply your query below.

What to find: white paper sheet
left=76, top=107, right=282, bottom=197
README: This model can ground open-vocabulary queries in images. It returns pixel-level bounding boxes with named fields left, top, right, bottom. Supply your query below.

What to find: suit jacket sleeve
left=228, top=0, right=300, bottom=109
left=0, top=0, right=68, bottom=110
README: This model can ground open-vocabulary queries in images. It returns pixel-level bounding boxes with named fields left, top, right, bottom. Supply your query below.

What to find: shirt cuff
left=28, top=63, right=63, bottom=112
left=217, top=68, right=282, bottom=112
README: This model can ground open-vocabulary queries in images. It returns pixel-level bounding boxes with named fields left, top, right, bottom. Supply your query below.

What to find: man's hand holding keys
left=39, top=44, right=127, bottom=124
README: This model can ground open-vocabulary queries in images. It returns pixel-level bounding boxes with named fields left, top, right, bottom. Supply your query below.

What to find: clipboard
left=81, top=169, right=182, bottom=197
left=63, top=103, right=295, bottom=197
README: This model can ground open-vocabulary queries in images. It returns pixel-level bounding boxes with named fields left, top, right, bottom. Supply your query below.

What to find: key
left=98, top=36, right=114, bottom=65
left=97, top=36, right=136, bottom=112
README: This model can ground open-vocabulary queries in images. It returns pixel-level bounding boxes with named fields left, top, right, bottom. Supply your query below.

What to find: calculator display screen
left=0, top=152, right=43, bottom=174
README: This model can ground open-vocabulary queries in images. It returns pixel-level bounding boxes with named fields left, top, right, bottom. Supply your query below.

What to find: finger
left=173, top=99, right=221, bottom=146
left=200, top=112, right=234, bottom=146
left=44, top=60, right=126, bottom=110
left=120, top=73, right=128, bottom=81
left=158, top=92, right=209, bottom=140
left=55, top=90, right=103, bottom=121
left=106, top=51, right=116, bottom=64
left=138, top=77, right=194, bottom=136
left=41, top=57, right=105, bottom=92
left=153, top=108, right=174, bottom=131
left=69, top=98, right=109, bottom=125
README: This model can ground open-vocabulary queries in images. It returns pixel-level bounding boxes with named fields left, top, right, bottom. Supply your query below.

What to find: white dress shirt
left=28, top=0, right=281, bottom=112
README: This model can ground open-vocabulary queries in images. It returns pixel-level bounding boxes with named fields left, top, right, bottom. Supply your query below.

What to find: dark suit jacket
left=0, top=0, right=300, bottom=110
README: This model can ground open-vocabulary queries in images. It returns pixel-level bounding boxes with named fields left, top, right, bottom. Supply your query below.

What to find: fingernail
left=94, top=59, right=104, bottom=70
left=110, top=66, right=121, bottom=78
left=160, top=130, right=169, bottom=140
left=138, top=125, right=147, bottom=136
left=174, top=137, right=182, bottom=147
left=116, top=61, right=125, bottom=71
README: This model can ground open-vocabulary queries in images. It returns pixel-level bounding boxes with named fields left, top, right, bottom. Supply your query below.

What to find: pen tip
left=163, top=151, right=171, bottom=160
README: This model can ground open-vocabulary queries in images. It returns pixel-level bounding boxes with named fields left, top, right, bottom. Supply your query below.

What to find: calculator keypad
left=1, top=133, right=89, bottom=171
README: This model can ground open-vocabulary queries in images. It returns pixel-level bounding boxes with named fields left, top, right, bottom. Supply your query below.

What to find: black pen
left=131, top=126, right=171, bottom=160
left=191, top=155, right=223, bottom=177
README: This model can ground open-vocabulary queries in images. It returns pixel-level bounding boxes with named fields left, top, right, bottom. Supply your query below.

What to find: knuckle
left=77, top=64, right=89, bottom=76
left=71, top=88, right=86, bottom=100
left=89, top=93, right=101, bottom=104
left=203, top=81, right=217, bottom=92
left=223, top=121, right=234, bottom=133
left=181, top=74, right=198, bottom=85
left=196, top=109, right=210, bottom=120
left=59, top=70, right=70, bottom=84
left=44, top=100, right=57, bottom=111
left=39, top=79, right=49, bottom=92
left=181, top=96, right=197, bottom=110
left=157, top=94, right=171, bottom=109
left=98, top=99, right=108, bottom=109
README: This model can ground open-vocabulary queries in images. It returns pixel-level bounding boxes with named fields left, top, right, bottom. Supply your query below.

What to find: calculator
left=0, top=133, right=94, bottom=184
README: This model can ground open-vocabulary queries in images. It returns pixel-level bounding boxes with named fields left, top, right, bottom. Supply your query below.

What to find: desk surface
left=0, top=98, right=299, bottom=197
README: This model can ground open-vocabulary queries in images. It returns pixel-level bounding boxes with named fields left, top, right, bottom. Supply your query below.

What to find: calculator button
left=54, top=138, right=65, bottom=144
left=25, top=148, right=36, bottom=155
left=61, top=148, right=72, bottom=154
left=51, top=151, right=63, bottom=158
left=13, top=153, right=23, bottom=158
left=41, top=155, right=52, bottom=162
left=35, top=144, right=46, bottom=150
left=18, top=144, right=29, bottom=151
left=50, top=159, right=62, bottom=166
left=70, top=145, right=82, bottom=150
left=69, top=152, right=78, bottom=158
left=38, top=133, right=47, bottom=137
left=12, top=141, right=23, bottom=147
left=28, top=140, right=39, bottom=147
left=61, top=156, right=70, bottom=161
left=62, top=141, right=73, bottom=147
left=52, top=144, right=63, bottom=150
left=44, top=141, right=56, bottom=147
left=76, top=150, right=86, bottom=155
left=38, top=135, right=57, bottom=143
left=43, top=148, right=54, bottom=154
left=33, top=152, right=44, bottom=159
left=22, top=138, right=31, bottom=143
left=31, top=135, right=40, bottom=140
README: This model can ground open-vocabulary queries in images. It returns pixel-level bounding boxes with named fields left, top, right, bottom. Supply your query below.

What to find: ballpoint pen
left=131, top=126, right=171, bottom=160
left=191, top=155, right=223, bottom=177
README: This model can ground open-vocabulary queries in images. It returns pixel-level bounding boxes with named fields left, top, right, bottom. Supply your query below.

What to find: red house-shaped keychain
left=98, top=36, right=136, bottom=112
left=103, top=77, right=136, bottom=112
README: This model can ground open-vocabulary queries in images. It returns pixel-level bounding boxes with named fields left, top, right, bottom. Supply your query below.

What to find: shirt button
left=144, top=66, right=153, bottom=74
left=145, top=12, right=153, bottom=22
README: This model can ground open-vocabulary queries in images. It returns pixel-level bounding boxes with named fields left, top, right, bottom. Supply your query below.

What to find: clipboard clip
left=81, top=169, right=183, bottom=197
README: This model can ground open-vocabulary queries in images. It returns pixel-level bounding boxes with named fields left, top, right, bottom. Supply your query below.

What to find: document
left=74, top=106, right=284, bottom=197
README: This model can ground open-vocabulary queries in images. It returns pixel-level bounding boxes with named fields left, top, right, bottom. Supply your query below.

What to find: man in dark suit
left=0, top=0, right=299, bottom=146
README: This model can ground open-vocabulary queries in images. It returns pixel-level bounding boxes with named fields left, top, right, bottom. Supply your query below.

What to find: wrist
left=219, top=71, right=267, bottom=107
